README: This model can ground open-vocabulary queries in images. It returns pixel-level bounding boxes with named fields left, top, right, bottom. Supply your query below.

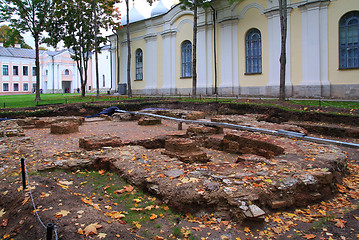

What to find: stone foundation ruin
left=0, top=109, right=350, bottom=222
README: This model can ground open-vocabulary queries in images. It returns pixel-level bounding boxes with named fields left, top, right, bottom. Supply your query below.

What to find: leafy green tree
left=179, top=0, right=210, bottom=98
left=0, top=25, right=32, bottom=49
left=0, top=0, right=51, bottom=101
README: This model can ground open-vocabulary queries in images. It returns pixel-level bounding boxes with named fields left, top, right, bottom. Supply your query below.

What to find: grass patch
left=76, top=170, right=181, bottom=230
left=0, top=93, right=132, bottom=109
left=289, top=100, right=359, bottom=109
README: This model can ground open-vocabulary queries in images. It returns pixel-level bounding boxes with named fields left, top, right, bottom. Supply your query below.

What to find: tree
left=91, top=0, right=118, bottom=99
left=46, top=0, right=94, bottom=97
left=0, top=25, right=32, bottom=49
left=278, top=0, right=287, bottom=101
left=0, top=0, right=51, bottom=101
left=124, top=0, right=132, bottom=98
left=46, top=0, right=112, bottom=97
left=179, top=0, right=210, bottom=98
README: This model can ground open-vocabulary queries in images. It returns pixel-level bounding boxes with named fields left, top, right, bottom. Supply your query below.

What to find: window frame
left=245, top=28, right=262, bottom=74
left=23, top=66, right=28, bottom=76
left=339, top=11, right=359, bottom=70
left=181, top=40, right=193, bottom=78
left=23, top=83, right=29, bottom=91
left=13, top=66, right=19, bottom=76
left=135, top=48, right=143, bottom=80
left=13, top=83, right=19, bottom=91
left=2, top=65, right=8, bottom=76
left=64, top=69, right=70, bottom=75
left=3, top=83, right=9, bottom=91
left=32, top=67, right=36, bottom=76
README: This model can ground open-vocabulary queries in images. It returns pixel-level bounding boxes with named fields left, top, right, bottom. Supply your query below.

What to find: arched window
left=135, top=49, right=143, bottom=80
left=245, top=28, right=262, bottom=74
left=64, top=69, right=70, bottom=75
left=181, top=40, right=192, bottom=77
left=339, top=11, right=359, bottom=69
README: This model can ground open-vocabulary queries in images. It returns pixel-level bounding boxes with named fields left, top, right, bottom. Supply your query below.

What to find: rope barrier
left=22, top=158, right=58, bottom=240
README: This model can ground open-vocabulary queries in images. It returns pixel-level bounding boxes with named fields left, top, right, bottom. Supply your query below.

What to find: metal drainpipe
left=109, top=40, right=113, bottom=90
left=210, top=3, right=218, bottom=95
left=112, top=30, right=120, bottom=91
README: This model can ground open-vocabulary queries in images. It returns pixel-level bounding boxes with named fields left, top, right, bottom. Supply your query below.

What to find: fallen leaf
left=40, top=192, right=50, bottom=198
left=1, top=218, right=8, bottom=227
left=150, top=214, right=158, bottom=220
left=2, top=233, right=10, bottom=239
left=0, top=209, right=5, bottom=218
left=98, top=233, right=107, bottom=239
left=163, top=206, right=169, bottom=211
left=107, top=211, right=125, bottom=220
left=55, top=210, right=70, bottom=218
left=98, top=169, right=106, bottom=175
left=58, top=180, right=73, bottom=185
left=84, top=222, right=102, bottom=236
left=77, top=228, right=83, bottom=235
left=133, top=221, right=141, bottom=229
left=303, top=234, right=316, bottom=239
left=154, top=236, right=165, bottom=240
left=353, top=215, right=359, bottom=221
left=244, top=227, right=251, bottom=233
left=133, top=198, right=142, bottom=203
left=334, top=219, right=346, bottom=228
left=22, top=197, right=30, bottom=206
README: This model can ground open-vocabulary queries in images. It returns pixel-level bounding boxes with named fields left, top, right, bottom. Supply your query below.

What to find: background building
left=0, top=45, right=112, bottom=94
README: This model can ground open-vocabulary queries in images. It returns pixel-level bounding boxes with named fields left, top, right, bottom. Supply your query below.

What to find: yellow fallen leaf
left=84, top=222, right=102, bottom=236
left=2, top=233, right=10, bottom=239
left=133, top=221, right=141, bottom=229
left=55, top=210, right=70, bottom=218
left=58, top=180, right=73, bottom=185
left=77, top=228, right=83, bottom=235
left=98, top=169, right=106, bottom=175
left=150, top=214, right=158, bottom=220
left=244, top=227, right=251, bottom=233
left=0, top=209, right=5, bottom=218
left=22, top=196, right=30, bottom=205
left=303, top=234, right=316, bottom=239
left=133, top=198, right=142, bottom=203
left=98, top=233, right=107, bottom=239
left=163, top=206, right=169, bottom=211
left=40, top=192, right=50, bottom=198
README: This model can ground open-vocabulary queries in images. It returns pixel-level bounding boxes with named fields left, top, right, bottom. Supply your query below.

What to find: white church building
left=109, top=0, right=359, bottom=99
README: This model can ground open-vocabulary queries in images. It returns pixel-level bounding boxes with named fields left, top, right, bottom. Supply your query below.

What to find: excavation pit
left=3, top=109, right=352, bottom=223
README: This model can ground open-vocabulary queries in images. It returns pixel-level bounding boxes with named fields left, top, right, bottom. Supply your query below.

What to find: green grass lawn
left=0, top=93, right=130, bottom=108
left=289, top=99, right=359, bottom=109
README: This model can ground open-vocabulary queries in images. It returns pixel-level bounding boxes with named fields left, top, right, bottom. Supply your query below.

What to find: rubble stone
left=79, top=135, right=123, bottom=150
left=186, top=125, right=223, bottom=136
left=138, top=117, right=161, bottom=125
left=35, top=116, right=84, bottom=128
left=112, top=113, right=139, bottom=121
left=50, top=121, right=79, bottom=134
left=163, top=138, right=210, bottom=163
left=0, top=120, right=24, bottom=137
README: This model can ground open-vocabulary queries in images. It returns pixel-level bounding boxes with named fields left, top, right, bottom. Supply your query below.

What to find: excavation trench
left=2, top=109, right=350, bottom=223
left=13, top=112, right=346, bottom=222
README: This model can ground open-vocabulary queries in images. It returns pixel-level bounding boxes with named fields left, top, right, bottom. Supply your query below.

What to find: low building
left=0, top=45, right=112, bottom=95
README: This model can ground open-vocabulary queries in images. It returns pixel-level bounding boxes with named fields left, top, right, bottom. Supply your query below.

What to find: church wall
left=237, top=7, right=269, bottom=88
left=175, top=15, right=194, bottom=94
left=290, top=7, right=303, bottom=87
left=327, top=0, right=359, bottom=98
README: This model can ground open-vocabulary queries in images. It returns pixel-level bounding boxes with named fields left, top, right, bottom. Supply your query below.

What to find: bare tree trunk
left=279, top=0, right=287, bottom=101
left=125, top=0, right=132, bottom=98
left=34, top=35, right=41, bottom=101
left=191, top=0, right=197, bottom=99
left=93, top=0, right=100, bottom=99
